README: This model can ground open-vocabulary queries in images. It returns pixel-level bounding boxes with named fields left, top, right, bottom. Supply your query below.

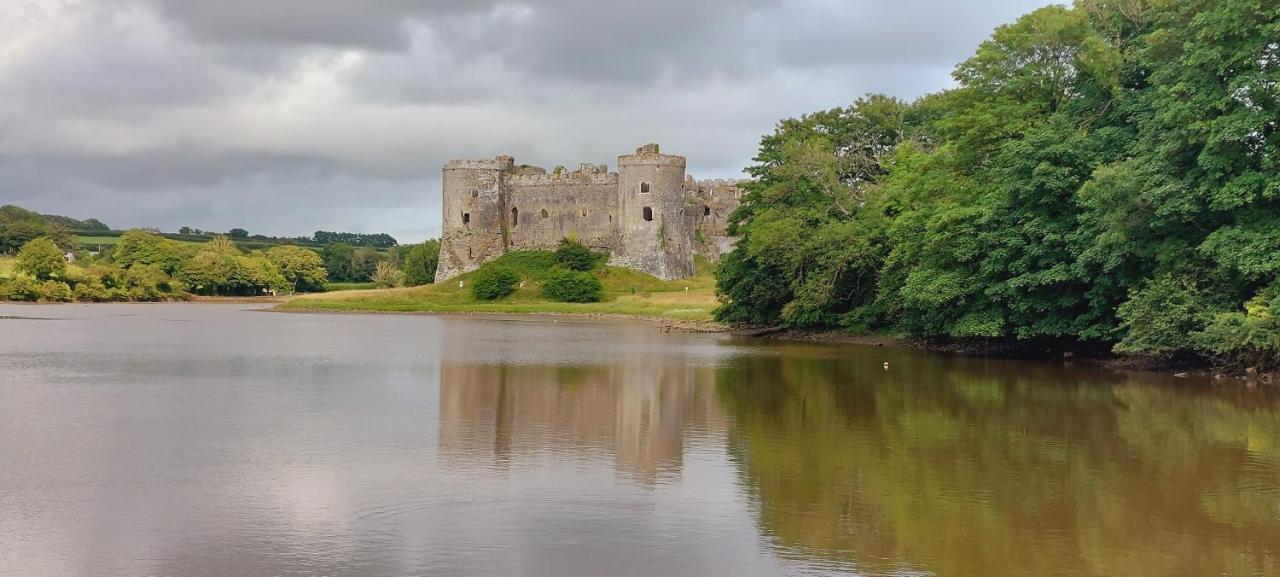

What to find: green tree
left=372, top=261, right=404, bottom=288
left=265, top=245, right=328, bottom=293
left=402, top=240, right=440, bottom=286
left=16, top=237, right=66, bottom=281
left=321, top=243, right=356, bottom=282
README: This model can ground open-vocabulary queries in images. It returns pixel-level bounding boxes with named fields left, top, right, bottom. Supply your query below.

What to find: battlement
left=436, top=143, right=740, bottom=282
left=444, top=157, right=513, bottom=171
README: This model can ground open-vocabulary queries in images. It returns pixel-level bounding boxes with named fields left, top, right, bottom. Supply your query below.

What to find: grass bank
left=0, top=256, right=14, bottom=278
left=280, top=251, right=721, bottom=325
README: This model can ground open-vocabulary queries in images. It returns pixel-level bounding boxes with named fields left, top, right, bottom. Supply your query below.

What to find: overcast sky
left=1, top=0, right=1053, bottom=243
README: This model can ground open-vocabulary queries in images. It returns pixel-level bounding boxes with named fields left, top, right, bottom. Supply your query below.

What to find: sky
left=0, top=0, right=1054, bottom=244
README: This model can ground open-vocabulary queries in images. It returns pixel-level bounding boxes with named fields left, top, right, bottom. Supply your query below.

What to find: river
left=1, top=303, right=1277, bottom=576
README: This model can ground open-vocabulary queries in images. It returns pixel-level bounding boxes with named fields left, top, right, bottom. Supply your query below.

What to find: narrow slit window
left=642, top=207, right=653, bottom=221
left=463, top=213, right=471, bottom=225
left=640, top=182, right=651, bottom=194
left=581, top=209, right=587, bottom=217
left=511, top=207, right=519, bottom=226
left=703, top=205, right=711, bottom=216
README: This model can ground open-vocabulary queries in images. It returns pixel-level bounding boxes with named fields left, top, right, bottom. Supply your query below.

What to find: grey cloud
left=2, top=0, right=1054, bottom=243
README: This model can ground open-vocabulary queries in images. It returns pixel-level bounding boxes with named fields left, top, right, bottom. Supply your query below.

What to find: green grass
left=281, top=251, right=722, bottom=323
left=323, top=282, right=378, bottom=292
left=0, top=256, right=14, bottom=279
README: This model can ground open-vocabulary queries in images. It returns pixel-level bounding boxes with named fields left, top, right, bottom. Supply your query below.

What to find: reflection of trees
left=717, top=346, right=1280, bottom=577
left=438, top=361, right=722, bottom=482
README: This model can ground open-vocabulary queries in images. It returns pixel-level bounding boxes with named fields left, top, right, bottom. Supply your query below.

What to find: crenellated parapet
left=434, top=144, right=741, bottom=282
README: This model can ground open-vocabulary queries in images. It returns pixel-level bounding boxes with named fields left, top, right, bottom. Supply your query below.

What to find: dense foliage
left=470, top=264, right=520, bottom=300
left=313, top=230, right=398, bottom=248
left=0, top=205, right=77, bottom=254
left=541, top=269, right=604, bottom=303
left=718, top=0, right=1280, bottom=368
left=553, top=238, right=603, bottom=272
left=400, top=240, right=441, bottom=286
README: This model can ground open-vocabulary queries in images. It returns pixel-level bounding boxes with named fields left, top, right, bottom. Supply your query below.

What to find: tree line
left=1, top=227, right=441, bottom=302
left=717, top=0, right=1279, bottom=369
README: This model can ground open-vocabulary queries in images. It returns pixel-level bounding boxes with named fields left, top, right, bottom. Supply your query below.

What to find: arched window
left=511, top=207, right=519, bottom=226
left=703, top=205, right=711, bottom=216
left=541, top=208, right=549, bottom=219
left=642, top=207, right=653, bottom=221
left=581, top=209, right=587, bottom=218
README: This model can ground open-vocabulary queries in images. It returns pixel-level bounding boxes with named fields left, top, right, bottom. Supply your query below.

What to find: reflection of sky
left=0, top=304, right=821, bottom=577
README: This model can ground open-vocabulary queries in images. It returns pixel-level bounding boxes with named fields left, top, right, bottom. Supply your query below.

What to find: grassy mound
left=281, top=251, right=719, bottom=322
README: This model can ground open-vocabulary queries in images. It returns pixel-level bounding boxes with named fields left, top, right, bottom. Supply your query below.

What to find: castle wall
left=615, top=145, right=695, bottom=280
left=436, top=158, right=512, bottom=281
left=436, top=145, right=740, bottom=283
left=506, top=168, right=618, bottom=252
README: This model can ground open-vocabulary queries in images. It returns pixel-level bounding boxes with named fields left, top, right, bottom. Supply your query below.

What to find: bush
left=73, top=281, right=111, bottom=302
left=553, top=238, right=601, bottom=272
left=0, top=276, right=40, bottom=302
left=39, top=281, right=73, bottom=302
left=541, top=269, right=603, bottom=303
left=1115, top=275, right=1220, bottom=356
left=471, top=264, right=519, bottom=301
left=372, top=261, right=405, bottom=288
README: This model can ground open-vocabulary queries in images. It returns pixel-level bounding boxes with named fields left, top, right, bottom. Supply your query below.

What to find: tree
left=402, top=240, right=440, bottom=286
left=228, top=228, right=249, bottom=238
left=321, top=243, right=356, bottom=282
left=114, top=229, right=190, bottom=274
left=265, top=245, right=328, bottom=293
left=351, top=247, right=382, bottom=282
left=16, top=237, right=66, bottom=281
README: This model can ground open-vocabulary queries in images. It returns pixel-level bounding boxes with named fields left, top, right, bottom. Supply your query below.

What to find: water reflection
left=716, top=342, right=1280, bottom=577
left=438, top=362, right=725, bottom=481
left=1, top=305, right=1277, bottom=577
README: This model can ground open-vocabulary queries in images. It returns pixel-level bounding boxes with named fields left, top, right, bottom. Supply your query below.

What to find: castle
left=436, top=144, right=742, bottom=282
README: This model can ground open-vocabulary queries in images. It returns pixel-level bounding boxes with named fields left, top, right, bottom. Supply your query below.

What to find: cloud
left=0, top=0, right=1054, bottom=243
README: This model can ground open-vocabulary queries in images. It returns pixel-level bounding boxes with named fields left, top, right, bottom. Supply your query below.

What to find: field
left=282, top=253, right=722, bottom=324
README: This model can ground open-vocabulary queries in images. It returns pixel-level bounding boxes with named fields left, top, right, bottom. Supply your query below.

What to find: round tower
left=435, top=156, right=513, bottom=282
left=615, top=144, right=694, bottom=280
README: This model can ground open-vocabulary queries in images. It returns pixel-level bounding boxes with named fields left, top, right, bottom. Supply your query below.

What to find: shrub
left=373, top=261, right=405, bottom=288
left=39, top=281, right=73, bottom=302
left=553, top=238, right=601, bottom=272
left=0, top=276, right=40, bottom=302
left=73, top=281, right=111, bottom=302
left=471, top=264, right=519, bottom=301
left=541, top=269, right=603, bottom=303
left=1115, top=275, right=1220, bottom=356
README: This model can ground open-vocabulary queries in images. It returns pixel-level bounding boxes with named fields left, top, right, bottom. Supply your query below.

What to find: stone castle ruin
left=436, top=144, right=741, bottom=282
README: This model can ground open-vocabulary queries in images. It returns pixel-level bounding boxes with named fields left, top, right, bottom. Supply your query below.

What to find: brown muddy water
left=1, top=303, right=1277, bottom=577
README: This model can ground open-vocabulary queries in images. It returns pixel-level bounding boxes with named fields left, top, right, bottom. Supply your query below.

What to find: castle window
left=581, top=209, right=587, bottom=218
left=640, top=182, right=651, bottom=194
left=463, top=212, right=471, bottom=225
left=642, top=207, right=653, bottom=221
left=703, top=205, right=711, bottom=216
left=471, top=189, right=478, bottom=198
left=511, top=207, right=519, bottom=226
left=541, top=208, right=549, bottom=219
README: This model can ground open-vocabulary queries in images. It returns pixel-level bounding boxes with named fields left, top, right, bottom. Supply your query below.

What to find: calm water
left=1, top=304, right=1278, bottom=577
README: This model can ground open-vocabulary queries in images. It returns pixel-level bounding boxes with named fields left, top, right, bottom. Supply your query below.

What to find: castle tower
left=615, top=144, right=695, bottom=280
left=435, top=156, right=513, bottom=282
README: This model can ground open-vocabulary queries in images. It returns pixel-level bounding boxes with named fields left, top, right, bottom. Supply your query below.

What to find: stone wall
left=435, top=144, right=742, bottom=283
left=506, top=166, right=619, bottom=252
